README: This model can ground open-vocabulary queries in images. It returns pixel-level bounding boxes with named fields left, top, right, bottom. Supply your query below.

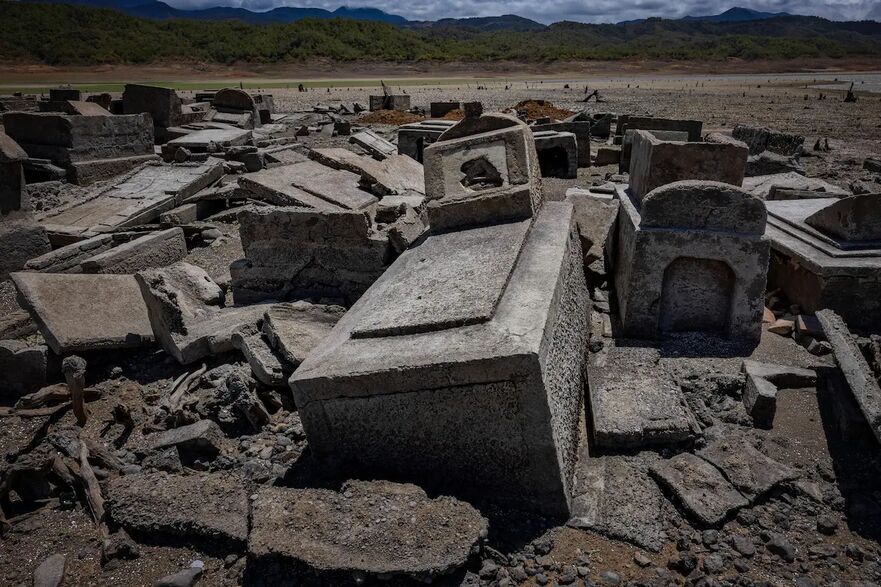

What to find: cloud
left=162, top=0, right=881, bottom=24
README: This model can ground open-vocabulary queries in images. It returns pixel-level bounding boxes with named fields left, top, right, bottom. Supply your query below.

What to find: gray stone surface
left=629, top=131, right=748, bottom=202
left=698, top=435, right=798, bottom=499
left=80, top=227, right=187, bottom=274
left=164, top=128, right=252, bottom=154
left=0, top=219, right=51, bottom=280
left=745, top=151, right=803, bottom=177
left=816, top=310, right=881, bottom=444
left=564, top=188, right=619, bottom=266
left=248, top=480, right=487, bottom=580
left=535, top=121, right=591, bottom=167
left=11, top=272, right=154, bottom=354
left=369, top=94, right=410, bottom=111
left=240, top=161, right=377, bottom=211
left=42, top=161, right=222, bottom=240
left=290, top=202, right=588, bottom=516
left=231, top=328, right=290, bottom=387
left=123, top=84, right=203, bottom=130
left=732, top=124, right=805, bottom=156
left=24, top=234, right=116, bottom=273
left=0, top=131, right=27, bottom=215
left=423, top=113, right=542, bottom=232
left=262, top=301, right=345, bottom=366
left=614, top=181, right=769, bottom=343
left=351, top=219, right=530, bottom=338
left=742, top=359, right=816, bottom=388
left=106, top=471, right=248, bottom=547
left=569, top=451, right=666, bottom=551
left=805, top=193, right=881, bottom=242
left=650, top=452, right=749, bottom=526
left=619, top=129, right=688, bottom=173
left=148, top=419, right=224, bottom=455
left=32, top=554, right=66, bottom=587
left=589, top=344, right=697, bottom=448
left=136, top=262, right=271, bottom=364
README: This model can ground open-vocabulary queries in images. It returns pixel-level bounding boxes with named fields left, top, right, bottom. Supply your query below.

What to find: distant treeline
left=3, top=2, right=881, bottom=65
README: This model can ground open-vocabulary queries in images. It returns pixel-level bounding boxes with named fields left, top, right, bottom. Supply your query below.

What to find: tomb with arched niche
left=614, top=180, right=769, bottom=343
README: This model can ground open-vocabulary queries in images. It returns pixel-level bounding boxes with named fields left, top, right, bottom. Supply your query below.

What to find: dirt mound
left=511, top=99, right=573, bottom=121
left=358, top=109, right=424, bottom=125
left=440, top=109, right=465, bottom=121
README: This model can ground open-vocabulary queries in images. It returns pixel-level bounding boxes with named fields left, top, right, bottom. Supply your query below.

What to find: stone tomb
left=616, top=115, right=703, bottom=142
left=535, top=121, right=591, bottom=167
left=397, top=119, right=456, bottom=162
left=3, top=112, right=156, bottom=185
left=765, top=194, right=881, bottom=331
left=619, top=129, right=688, bottom=174
left=290, top=201, right=588, bottom=517
left=368, top=94, right=411, bottom=112
left=533, top=129, right=578, bottom=179
left=422, top=113, right=542, bottom=232
left=628, top=130, right=749, bottom=202
left=614, top=181, right=769, bottom=342
left=122, top=84, right=207, bottom=143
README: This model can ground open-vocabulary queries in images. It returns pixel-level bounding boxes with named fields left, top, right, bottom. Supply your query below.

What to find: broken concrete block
left=732, top=124, right=804, bottom=156
left=742, top=172, right=850, bottom=200
left=398, top=119, right=457, bottom=163
left=614, top=181, right=769, bottom=343
left=0, top=341, right=49, bottom=397
left=248, top=480, right=486, bottom=581
left=349, top=129, right=396, bottom=159
left=565, top=187, right=619, bottom=266
left=423, top=113, right=542, bottom=232
left=122, top=84, right=204, bottom=134
left=290, top=202, right=588, bottom=516
left=0, top=131, right=27, bottom=214
left=368, top=94, right=410, bottom=111
left=148, top=419, right=225, bottom=458
left=3, top=112, right=156, bottom=185
left=745, top=151, right=803, bottom=177
left=80, top=228, right=187, bottom=274
left=261, top=301, right=345, bottom=366
left=535, top=121, right=591, bottom=167
left=650, top=452, right=749, bottom=526
left=163, top=128, right=252, bottom=158
left=12, top=272, right=154, bottom=354
left=742, top=360, right=816, bottom=388
left=32, top=553, right=66, bottom=587
left=24, top=234, right=116, bottom=273
left=589, top=345, right=696, bottom=448
left=816, top=310, right=881, bottom=444
left=106, top=471, right=248, bottom=548
left=568, top=452, right=666, bottom=552
left=628, top=131, right=748, bottom=202
left=135, top=262, right=270, bottom=364
left=698, top=436, right=798, bottom=499
left=594, top=145, right=621, bottom=166
left=231, top=327, right=291, bottom=388
left=743, top=373, right=778, bottom=428
left=240, top=161, right=377, bottom=211
left=231, top=207, right=400, bottom=305
left=620, top=129, right=688, bottom=173
left=308, top=148, right=425, bottom=196
left=0, top=219, right=52, bottom=280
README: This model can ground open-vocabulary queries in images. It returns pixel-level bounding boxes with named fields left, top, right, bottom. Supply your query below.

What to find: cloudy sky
left=162, top=0, right=881, bottom=23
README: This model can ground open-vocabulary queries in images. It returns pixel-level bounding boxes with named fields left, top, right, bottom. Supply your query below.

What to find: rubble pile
left=1, top=81, right=881, bottom=587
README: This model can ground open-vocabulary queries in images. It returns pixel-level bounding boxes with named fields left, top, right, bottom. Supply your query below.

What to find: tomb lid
left=805, top=193, right=881, bottom=242
left=213, top=88, right=255, bottom=110
left=0, top=132, right=27, bottom=163
left=350, top=218, right=531, bottom=338
left=438, top=113, right=522, bottom=142
left=640, top=180, right=766, bottom=234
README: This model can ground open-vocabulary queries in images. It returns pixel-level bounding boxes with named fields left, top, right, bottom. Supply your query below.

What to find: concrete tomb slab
left=262, top=301, right=346, bottom=366
left=163, top=128, right=252, bottom=156
left=40, top=161, right=223, bottom=239
left=565, top=187, right=619, bottom=267
left=614, top=181, right=769, bottom=343
left=619, top=129, right=688, bottom=173
left=628, top=131, right=749, bottom=202
left=308, top=148, right=425, bottom=196
left=258, top=160, right=378, bottom=211
left=368, top=94, right=410, bottom=112
left=349, top=129, right=396, bottom=159
left=536, top=121, right=591, bottom=167
left=79, top=227, right=187, bottom=274
left=616, top=115, right=703, bottom=142
left=290, top=201, right=588, bottom=516
left=11, top=272, right=154, bottom=354
left=765, top=196, right=881, bottom=331
left=422, top=113, right=542, bottom=232
left=742, top=172, right=850, bottom=200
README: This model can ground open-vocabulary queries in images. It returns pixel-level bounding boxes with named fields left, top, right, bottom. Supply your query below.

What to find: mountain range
left=17, top=1, right=809, bottom=28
